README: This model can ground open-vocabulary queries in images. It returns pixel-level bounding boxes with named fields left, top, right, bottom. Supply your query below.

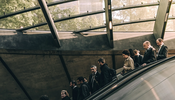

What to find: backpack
left=108, top=68, right=116, bottom=81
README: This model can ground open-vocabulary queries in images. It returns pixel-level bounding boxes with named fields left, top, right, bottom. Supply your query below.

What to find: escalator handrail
left=92, top=56, right=175, bottom=100
left=86, top=56, right=175, bottom=100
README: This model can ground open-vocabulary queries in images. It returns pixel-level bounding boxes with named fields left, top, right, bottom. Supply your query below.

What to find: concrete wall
left=0, top=31, right=175, bottom=100
left=0, top=50, right=175, bottom=100
left=0, top=61, right=28, bottom=100
left=0, top=54, right=70, bottom=100
left=0, top=31, right=161, bottom=51
left=0, top=50, right=127, bottom=100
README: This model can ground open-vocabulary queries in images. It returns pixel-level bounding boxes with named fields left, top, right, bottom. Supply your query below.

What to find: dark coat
left=100, top=63, right=110, bottom=87
left=62, top=96, right=71, bottom=100
left=157, top=45, right=168, bottom=60
left=72, top=86, right=78, bottom=100
left=142, top=47, right=156, bottom=64
left=88, top=71, right=101, bottom=94
left=78, top=82, right=90, bottom=100
left=134, top=55, right=143, bottom=68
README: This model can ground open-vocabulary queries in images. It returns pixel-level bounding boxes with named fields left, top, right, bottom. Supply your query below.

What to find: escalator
left=86, top=56, right=175, bottom=100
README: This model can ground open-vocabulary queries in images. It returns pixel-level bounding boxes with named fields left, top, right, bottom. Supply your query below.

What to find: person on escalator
left=77, top=77, right=90, bottom=100
left=121, top=50, right=135, bottom=74
left=156, top=38, right=168, bottom=60
left=70, top=80, right=78, bottom=100
left=133, top=49, right=143, bottom=68
left=88, top=65, right=101, bottom=94
left=129, top=49, right=135, bottom=60
left=98, top=58, right=110, bottom=87
left=61, top=90, right=71, bottom=100
left=142, top=41, right=156, bottom=66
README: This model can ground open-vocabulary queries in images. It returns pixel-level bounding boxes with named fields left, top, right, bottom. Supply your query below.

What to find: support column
left=104, top=0, right=114, bottom=48
left=153, top=0, right=172, bottom=39
left=59, top=55, right=71, bottom=82
left=38, top=0, right=61, bottom=47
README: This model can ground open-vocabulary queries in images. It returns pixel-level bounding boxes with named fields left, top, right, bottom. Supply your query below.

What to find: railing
left=86, top=56, right=175, bottom=100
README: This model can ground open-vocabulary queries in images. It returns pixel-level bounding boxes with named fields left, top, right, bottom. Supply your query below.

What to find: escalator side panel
left=105, top=59, right=175, bottom=100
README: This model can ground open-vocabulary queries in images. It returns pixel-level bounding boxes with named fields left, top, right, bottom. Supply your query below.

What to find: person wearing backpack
left=122, top=50, right=135, bottom=74
left=98, top=58, right=110, bottom=87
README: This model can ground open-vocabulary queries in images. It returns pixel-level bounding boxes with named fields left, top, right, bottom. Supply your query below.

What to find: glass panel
left=166, top=4, right=175, bottom=31
left=112, top=6, right=158, bottom=22
left=166, top=20, right=175, bottom=31
left=113, top=22, right=155, bottom=31
left=47, top=0, right=104, bottom=31
left=0, top=0, right=161, bottom=31
left=0, top=0, right=105, bottom=31
left=55, top=13, right=105, bottom=31
left=0, top=1, right=43, bottom=29
left=48, top=0, right=104, bottom=15
left=112, top=6, right=157, bottom=31
left=0, top=9, right=46, bottom=29
left=0, top=0, right=37, bottom=13
left=28, top=14, right=105, bottom=31
left=112, top=0, right=158, bottom=8
left=112, top=0, right=158, bottom=31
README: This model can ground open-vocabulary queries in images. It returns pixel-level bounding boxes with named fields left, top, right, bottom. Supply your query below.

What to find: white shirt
left=94, top=71, right=97, bottom=75
left=73, top=85, right=77, bottom=89
left=146, top=45, right=152, bottom=51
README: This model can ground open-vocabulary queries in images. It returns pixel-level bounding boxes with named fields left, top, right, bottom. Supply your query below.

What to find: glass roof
left=0, top=0, right=174, bottom=31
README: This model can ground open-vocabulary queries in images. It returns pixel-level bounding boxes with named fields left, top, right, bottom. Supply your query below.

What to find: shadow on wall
left=0, top=54, right=70, bottom=100
left=113, top=33, right=159, bottom=50
left=0, top=31, right=161, bottom=51
left=164, top=38, right=175, bottom=50
left=164, top=32, right=175, bottom=50
left=0, top=31, right=111, bottom=50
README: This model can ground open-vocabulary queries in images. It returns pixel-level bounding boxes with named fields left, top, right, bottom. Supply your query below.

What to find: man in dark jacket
left=98, top=58, right=110, bottom=87
left=156, top=38, right=168, bottom=60
left=70, top=81, right=78, bottom=100
left=88, top=65, right=101, bottom=94
left=77, top=77, right=90, bottom=100
left=142, top=41, right=156, bottom=66
left=133, top=49, right=143, bottom=68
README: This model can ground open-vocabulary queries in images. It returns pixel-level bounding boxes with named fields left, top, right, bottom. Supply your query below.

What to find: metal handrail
left=87, top=56, right=175, bottom=100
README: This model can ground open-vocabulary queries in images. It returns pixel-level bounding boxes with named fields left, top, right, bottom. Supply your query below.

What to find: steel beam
left=73, top=25, right=106, bottom=33
left=59, top=55, right=71, bottom=82
left=0, top=0, right=77, bottom=20
left=153, top=0, right=172, bottom=39
left=0, top=57, right=32, bottom=100
left=74, top=18, right=155, bottom=33
left=16, top=2, right=159, bottom=31
left=104, top=0, right=114, bottom=48
left=16, top=10, right=105, bottom=31
left=113, top=18, right=156, bottom=26
left=169, top=16, right=175, bottom=20
left=38, top=0, right=61, bottom=47
left=112, top=2, right=159, bottom=11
